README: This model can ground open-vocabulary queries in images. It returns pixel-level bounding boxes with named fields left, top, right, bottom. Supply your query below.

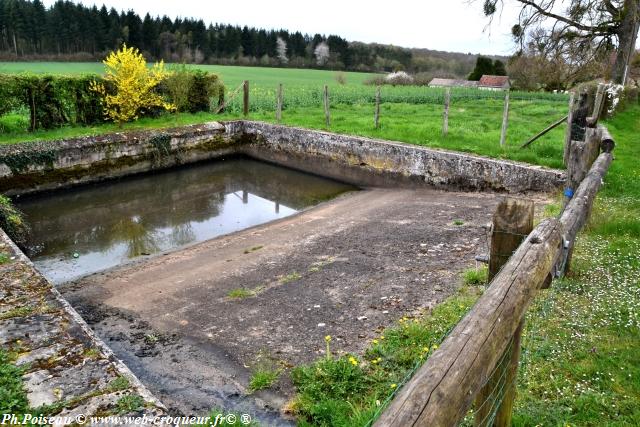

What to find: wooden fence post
left=474, top=197, right=533, bottom=427
left=443, top=88, right=450, bottom=136
left=563, top=92, right=575, bottom=167
left=276, top=83, right=283, bottom=124
left=500, top=91, right=510, bottom=146
left=243, top=80, right=249, bottom=117
left=593, top=83, right=605, bottom=120
left=323, top=84, right=331, bottom=128
left=374, top=86, right=381, bottom=129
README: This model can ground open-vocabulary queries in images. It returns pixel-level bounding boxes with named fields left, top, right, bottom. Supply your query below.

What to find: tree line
left=0, top=0, right=434, bottom=72
left=0, top=0, right=500, bottom=77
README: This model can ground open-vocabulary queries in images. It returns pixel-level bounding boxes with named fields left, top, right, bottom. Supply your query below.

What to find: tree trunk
left=13, top=32, right=18, bottom=57
left=613, top=0, right=640, bottom=84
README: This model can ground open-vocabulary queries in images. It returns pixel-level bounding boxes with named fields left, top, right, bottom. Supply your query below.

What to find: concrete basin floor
left=60, top=187, right=504, bottom=423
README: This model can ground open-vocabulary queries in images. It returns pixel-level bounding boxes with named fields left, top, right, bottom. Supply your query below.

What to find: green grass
left=106, top=376, right=130, bottom=392
left=248, top=368, right=280, bottom=393
left=510, top=105, right=640, bottom=426
left=0, top=252, right=9, bottom=264
left=0, top=111, right=218, bottom=145
left=279, top=272, right=302, bottom=283
left=462, top=266, right=488, bottom=286
left=291, top=286, right=481, bottom=426
left=0, top=62, right=376, bottom=89
left=227, top=288, right=255, bottom=299
left=0, top=349, right=29, bottom=414
left=114, top=394, right=145, bottom=414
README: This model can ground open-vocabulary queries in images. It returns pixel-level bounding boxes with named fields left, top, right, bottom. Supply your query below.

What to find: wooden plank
left=443, top=88, right=450, bottom=136
left=323, top=84, right=331, bottom=127
left=374, top=219, right=562, bottom=427
left=276, top=83, right=283, bottom=124
left=563, top=93, right=576, bottom=167
left=374, top=86, right=381, bottom=129
left=500, top=92, right=510, bottom=146
left=520, top=115, right=568, bottom=149
left=243, top=80, right=249, bottom=117
left=475, top=198, right=533, bottom=426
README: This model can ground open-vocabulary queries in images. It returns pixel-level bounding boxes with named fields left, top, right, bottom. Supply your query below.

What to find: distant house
left=428, top=78, right=479, bottom=88
left=478, top=75, right=510, bottom=91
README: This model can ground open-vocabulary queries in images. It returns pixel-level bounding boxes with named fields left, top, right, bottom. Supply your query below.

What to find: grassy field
left=0, top=62, right=375, bottom=88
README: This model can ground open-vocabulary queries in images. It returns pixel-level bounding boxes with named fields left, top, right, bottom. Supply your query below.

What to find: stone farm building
left=429, top=75, right=510, bottom=90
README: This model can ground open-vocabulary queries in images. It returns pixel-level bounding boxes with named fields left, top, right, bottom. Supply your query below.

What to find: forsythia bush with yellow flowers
left=91, top=44, right=175, bottom=126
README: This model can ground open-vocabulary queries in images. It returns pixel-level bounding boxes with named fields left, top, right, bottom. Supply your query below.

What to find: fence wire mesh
left=218, top=84, right=570, bottom=114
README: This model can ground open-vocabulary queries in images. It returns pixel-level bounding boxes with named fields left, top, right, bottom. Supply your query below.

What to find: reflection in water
left=17, top=157, right=357, bottom=284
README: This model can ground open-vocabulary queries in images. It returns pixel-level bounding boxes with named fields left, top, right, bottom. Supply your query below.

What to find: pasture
left=0, top=62, right=376, bottom=88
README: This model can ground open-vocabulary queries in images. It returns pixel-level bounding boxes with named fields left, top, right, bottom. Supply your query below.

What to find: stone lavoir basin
left=15, top=156, right=357, bottom=284
left=0, top=121, right=564, bottom=423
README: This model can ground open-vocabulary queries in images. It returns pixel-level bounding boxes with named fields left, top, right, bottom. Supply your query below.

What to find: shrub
left=385, top=71, right=414, bottom=86
left=363, top=75, right=386, bottom=86
left=0, top=195, right=29, bottom=246
left=91, top=44, right=175, bottom=126
left=162, top=65, right=194, bottom=112
left=187, top=70, right=223, bottom=113
left=0, top=73, right=106, bottom=131
left=160, top=66, right=224, bottom=113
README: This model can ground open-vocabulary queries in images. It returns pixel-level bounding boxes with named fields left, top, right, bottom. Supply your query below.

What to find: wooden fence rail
left=374, top=124, right=615, bottom=426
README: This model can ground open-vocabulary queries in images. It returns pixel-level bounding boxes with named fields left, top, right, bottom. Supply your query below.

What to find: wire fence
left=218, top=83, right=570, bottom=114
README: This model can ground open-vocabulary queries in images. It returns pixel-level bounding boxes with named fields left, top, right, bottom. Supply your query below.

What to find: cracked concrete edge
left=0, top=227, right=167, bottom=412
left=224, top=120, right=566, bottom=193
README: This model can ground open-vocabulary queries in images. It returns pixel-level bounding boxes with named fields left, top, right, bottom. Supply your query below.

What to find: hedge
left=0, top=70, right=225, bottom=132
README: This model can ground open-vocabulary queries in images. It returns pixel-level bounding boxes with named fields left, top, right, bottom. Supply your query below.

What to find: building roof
left=478, top=75, right=510, bottom=88
left=428, top=78, right=479, bottom=88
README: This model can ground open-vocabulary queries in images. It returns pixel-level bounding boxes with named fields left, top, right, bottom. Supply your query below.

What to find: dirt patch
left=60, top=188, right=515, bottom=422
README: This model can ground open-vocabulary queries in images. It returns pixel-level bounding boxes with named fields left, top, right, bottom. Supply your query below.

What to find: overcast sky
left=41, top=0, right=528, bottom=55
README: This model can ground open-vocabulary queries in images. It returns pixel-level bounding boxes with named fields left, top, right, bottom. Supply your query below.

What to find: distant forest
left=0, top=0, right=500, bottom=76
